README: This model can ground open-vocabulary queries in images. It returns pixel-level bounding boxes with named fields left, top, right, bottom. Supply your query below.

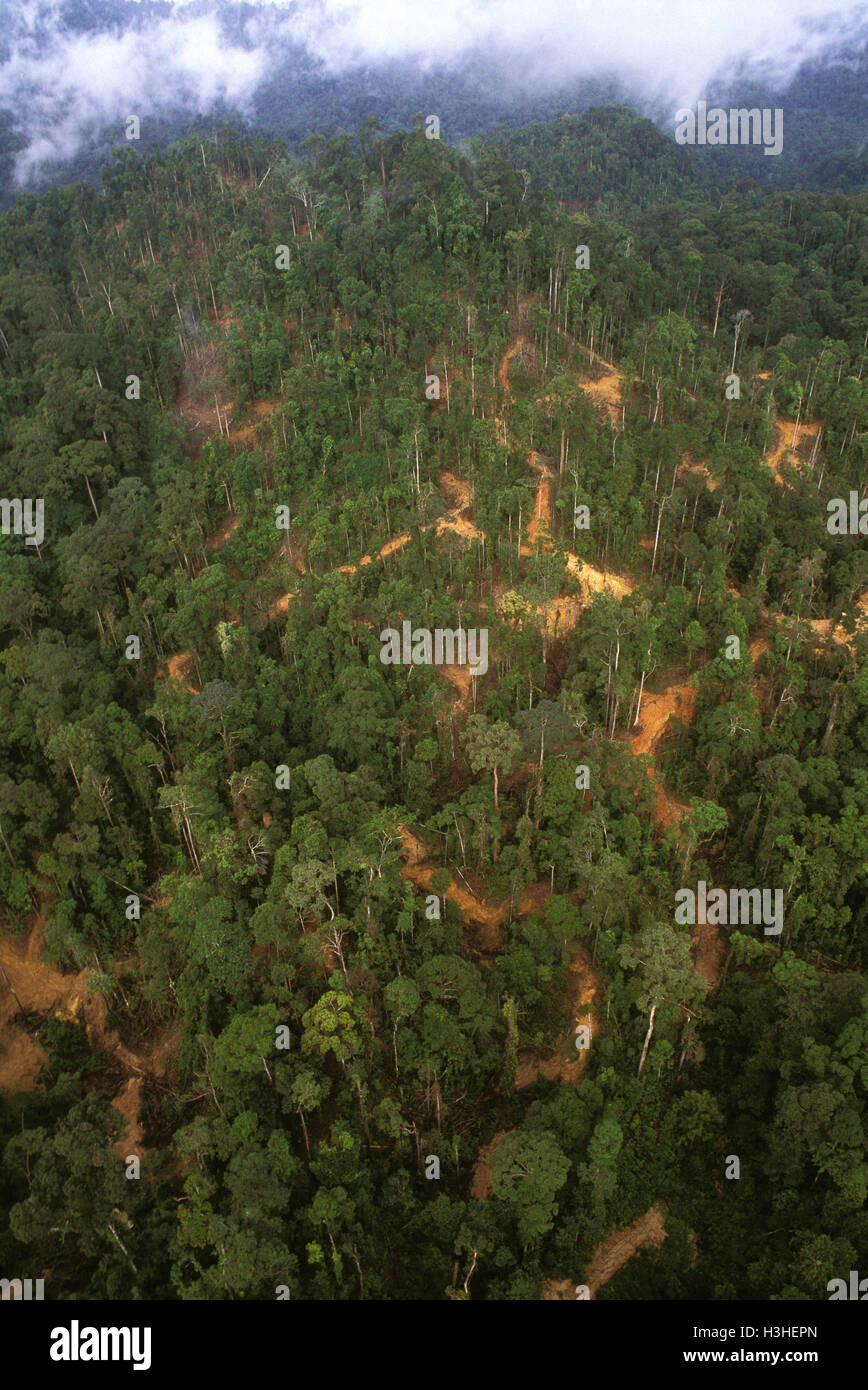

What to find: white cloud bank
left=1, top=0, right=865, bottom=181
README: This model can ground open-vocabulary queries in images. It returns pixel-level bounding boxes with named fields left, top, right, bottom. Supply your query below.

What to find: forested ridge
left=3, top=2, right=865, bottom=204
left=0, top=110, right=866, bottom=1301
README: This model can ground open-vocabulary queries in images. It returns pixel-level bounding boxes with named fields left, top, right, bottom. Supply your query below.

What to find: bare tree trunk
left=107, top=1220, right=138, bottom=1274
left=298, top=1107, right=311, bottom=1158
left=712, top=279, right=726, bottom=338
left=84, top=473, right=100, bottom=519
left=634, top=667, right=647, bottom=727
left=637, top=1003, right=657, bottom=1078
left=650, top=501, right=665, bottom=577
left=0, top=819, right=16, bottom=867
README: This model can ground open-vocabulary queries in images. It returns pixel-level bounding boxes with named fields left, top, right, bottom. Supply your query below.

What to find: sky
left=1, top=0, right=865, bottom=181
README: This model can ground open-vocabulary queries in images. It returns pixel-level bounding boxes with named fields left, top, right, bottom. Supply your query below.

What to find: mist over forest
left=1, top=0, right=866, bottom=201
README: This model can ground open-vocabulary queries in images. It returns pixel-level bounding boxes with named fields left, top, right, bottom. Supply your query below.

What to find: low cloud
left=2, top=0, right=865, bottom=184
left=3, top=5, right=266, bottom=180
left=292, top=0, right=865, bottom=98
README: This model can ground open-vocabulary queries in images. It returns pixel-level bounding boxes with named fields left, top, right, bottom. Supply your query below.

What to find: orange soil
left=632, top=681, right=696, bottom=760
left=582, top=1205, right=668, bottom=1297
left=680, top=454, right=718, bottom=492
left=497, top=321, right=627, bottom=584
left=515, top=944, right=599, bottom=1089
left=267, top=590, right=295, bottom=619
left=228, top=397, right=281, bottom=445
left=0, top=915, right=94, bottom=1078
left=523, top=452, right=555, bottom=552
left=631, top=679, right=696, bottom=829
left=436, top=663, right=475, bottom=712
left=692, top=915, right=725, bottom=989
left=271, top=470, right=481, bottom=613
left=529, top=594, right=585, bottom=640
left=753, top=595, right=868, bottom=658
left=182, top=300, right=634, bottom=679
left=435, top=513, right=485, bottom=544
left=205, top=513, right=241, bottom=552
left=540, top=1279, right=581, bottom=1300
left=112, top=1077, right=146, bottom=1159
left=808, top=594, right=868, bottom=651
left=269, top=450, right=632, bottom=643
left=620, top=600, right=857, bottom=840
left=0, top=1028, right=48, bottom=1091
left=470, top=1129, right=507, bottom=1201
left=158, top=650, right=199, bottom=695
left=765, top=415, right=822, bottom=485
left=0, top=914, right=180, bottom=1111
left=563, top=552, right=634, bottom=603
left=501, top=437, right=634, bottom=635
left=579, top=367, right=622, bottom=423
left=543, top=1205, right=694, bottom=1299
left=338, top=530, right=413, bottom=577
left=171, top=307, right=861, bottom=872
left=397, top=827, right=599, bottom=1086
left=498, top=330, right=528, bottom=392
left=496, top=294, right=537, bottom=403
left=397, top=826, right=546, bottom=952
left=396, top=825, right=427, bottom=868
left=439, top=471, right=473, bottom=511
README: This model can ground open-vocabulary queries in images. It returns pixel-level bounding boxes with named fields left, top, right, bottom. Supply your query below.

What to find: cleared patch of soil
left=338, top=530, right=413, bottom=576
left=540, top=1278, right=580, bottom=1300
left=436, top=663, right=475, bottom=712
left=563, top=552, right=634, bottom=603
left=228, top=397, right=281, bottom=445
left=0, top=913, right=180, bottom=1105
left=158, top=651, right=199, bottom=694
left=631, top=678, right=695, bottom=828
left=524, top=452, right=555, bottom=552
left=808, top=594, right=868, bottom=652
left=691, top=918, right=725, bottom=988
left=515, top=944, right=599, bottom=1089
left=543, top=1206, right=697, bottom=1299
left=680, top=453, right=718, bottom=492
left=112, top=1077, right=146, bottom=1159
left=439, top=471, right=473, bottom=511
left=632, top=681, right=696, bottom=760
left=435, top=514, right=485, bottom=544
left=765, top=415, right=822, bottom=485
left=470, top=1129, right=507, bottom=1201
left=205, top=513, right=241, bottom=552
left=397, top=826, right=546, bottom=949
left=498, top=332, right=528, bottom=393
left=583, top=1205, right=668, bottom=1296
left=579, top=366, right=622, bottom=423
left=0, top=1027, right=49, bottom=1091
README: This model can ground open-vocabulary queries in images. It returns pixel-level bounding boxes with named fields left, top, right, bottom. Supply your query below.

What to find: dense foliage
left=0, top=109, right=865, bottom=1300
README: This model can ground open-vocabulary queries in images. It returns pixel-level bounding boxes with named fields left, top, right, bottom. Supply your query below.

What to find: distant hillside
left=0, top=0, right=865, bottom=205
